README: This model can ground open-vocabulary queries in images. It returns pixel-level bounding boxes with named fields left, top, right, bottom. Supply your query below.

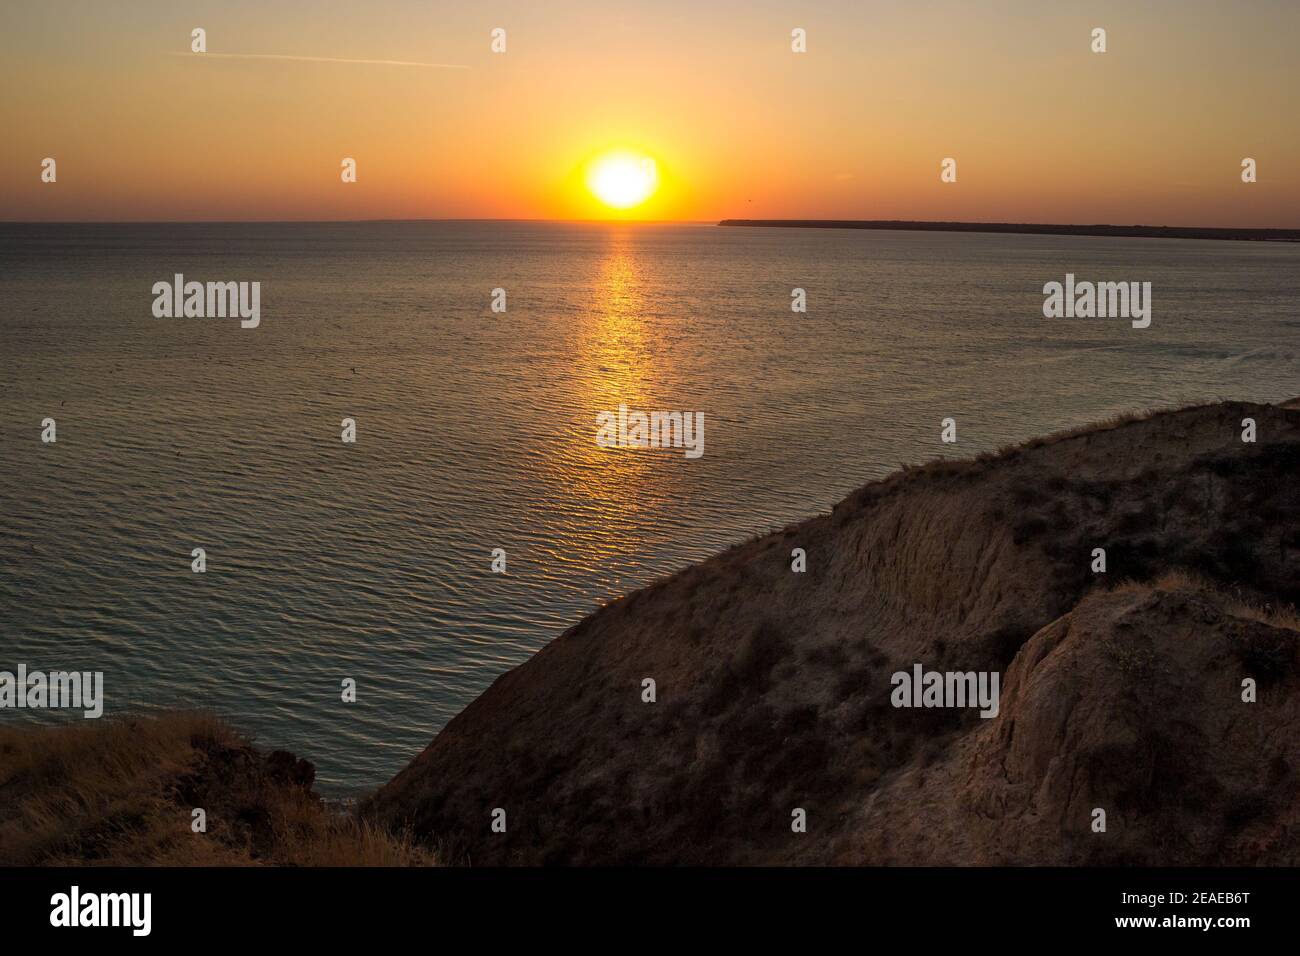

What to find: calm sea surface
left=2, top=221, right=1297, bottom=793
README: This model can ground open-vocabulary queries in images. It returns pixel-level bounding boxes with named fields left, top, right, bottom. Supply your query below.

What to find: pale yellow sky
left=1, top=0, right=1297, bottom=225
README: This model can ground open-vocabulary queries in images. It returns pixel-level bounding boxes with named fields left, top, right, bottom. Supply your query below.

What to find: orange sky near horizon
left=2, top=0, right=1297, bottom=226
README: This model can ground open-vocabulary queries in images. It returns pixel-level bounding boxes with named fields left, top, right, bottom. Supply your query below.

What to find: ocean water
left=2, top=221, right=1297, bottom=794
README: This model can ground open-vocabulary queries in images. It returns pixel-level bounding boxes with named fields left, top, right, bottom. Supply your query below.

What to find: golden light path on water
left=569, top=233, right=654, bottom=505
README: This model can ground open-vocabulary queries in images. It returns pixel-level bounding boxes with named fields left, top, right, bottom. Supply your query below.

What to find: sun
left=586, top=150, right=659, bottom=210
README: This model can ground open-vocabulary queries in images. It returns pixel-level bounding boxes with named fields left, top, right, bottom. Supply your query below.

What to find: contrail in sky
left=169, top=52, right=470, bottom=69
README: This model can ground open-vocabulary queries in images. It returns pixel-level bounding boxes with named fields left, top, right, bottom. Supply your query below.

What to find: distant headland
left=718, top=219, right=1300, bottom=242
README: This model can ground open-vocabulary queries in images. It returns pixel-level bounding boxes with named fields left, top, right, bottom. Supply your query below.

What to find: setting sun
left=586, top=151, right=659, bottom=210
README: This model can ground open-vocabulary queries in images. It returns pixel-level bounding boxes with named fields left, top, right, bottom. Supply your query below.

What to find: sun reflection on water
left=559, top=230, right=657, bottom=512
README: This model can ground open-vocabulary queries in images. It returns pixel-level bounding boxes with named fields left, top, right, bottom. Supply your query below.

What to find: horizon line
left=3, top=216, right=1299, bottom=236
left=0, top=217, right=715, bottom=226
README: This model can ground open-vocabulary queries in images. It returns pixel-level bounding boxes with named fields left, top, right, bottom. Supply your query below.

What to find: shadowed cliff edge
left=367, top=399, right=1300, bottom=865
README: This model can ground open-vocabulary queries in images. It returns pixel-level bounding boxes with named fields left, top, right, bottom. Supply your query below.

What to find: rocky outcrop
left=368, top=400, right=1300, bottom=865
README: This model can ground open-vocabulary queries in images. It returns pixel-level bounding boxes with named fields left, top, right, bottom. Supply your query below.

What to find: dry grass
left=1110, top=568, right=1210, bottom=594
left=0, top=712, right=434, bottom=866
left=1223, top=593, right=1300, bottom=632
left=889, top=405, right=1192, bottom=482
left=1111, top=569, right=1300, bottom=631
left=1013, top=406, right=1168, bottom=449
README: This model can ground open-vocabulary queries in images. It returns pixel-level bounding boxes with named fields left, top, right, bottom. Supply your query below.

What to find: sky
left=1, top=0, right=1297, bottom=225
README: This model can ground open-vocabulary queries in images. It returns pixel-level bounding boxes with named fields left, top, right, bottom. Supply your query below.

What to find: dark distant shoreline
left=718, top=219, right=1300, bottom=242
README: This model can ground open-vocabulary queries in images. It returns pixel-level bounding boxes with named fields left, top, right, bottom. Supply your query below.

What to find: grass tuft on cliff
left=0, top=712, right=432, bottom=866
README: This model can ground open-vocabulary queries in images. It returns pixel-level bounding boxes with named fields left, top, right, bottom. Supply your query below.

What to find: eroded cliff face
left=838, top=585, right=1299, bottom=865
left=367, top=400, right=1300, bottom=865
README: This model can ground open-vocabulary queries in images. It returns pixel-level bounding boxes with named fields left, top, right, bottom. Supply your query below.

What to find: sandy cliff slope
left=368, top=400, right=1300, bottom=864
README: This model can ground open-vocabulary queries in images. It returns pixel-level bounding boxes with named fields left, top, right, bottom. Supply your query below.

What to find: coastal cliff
left=368, top=399, right=1300, bottom=864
